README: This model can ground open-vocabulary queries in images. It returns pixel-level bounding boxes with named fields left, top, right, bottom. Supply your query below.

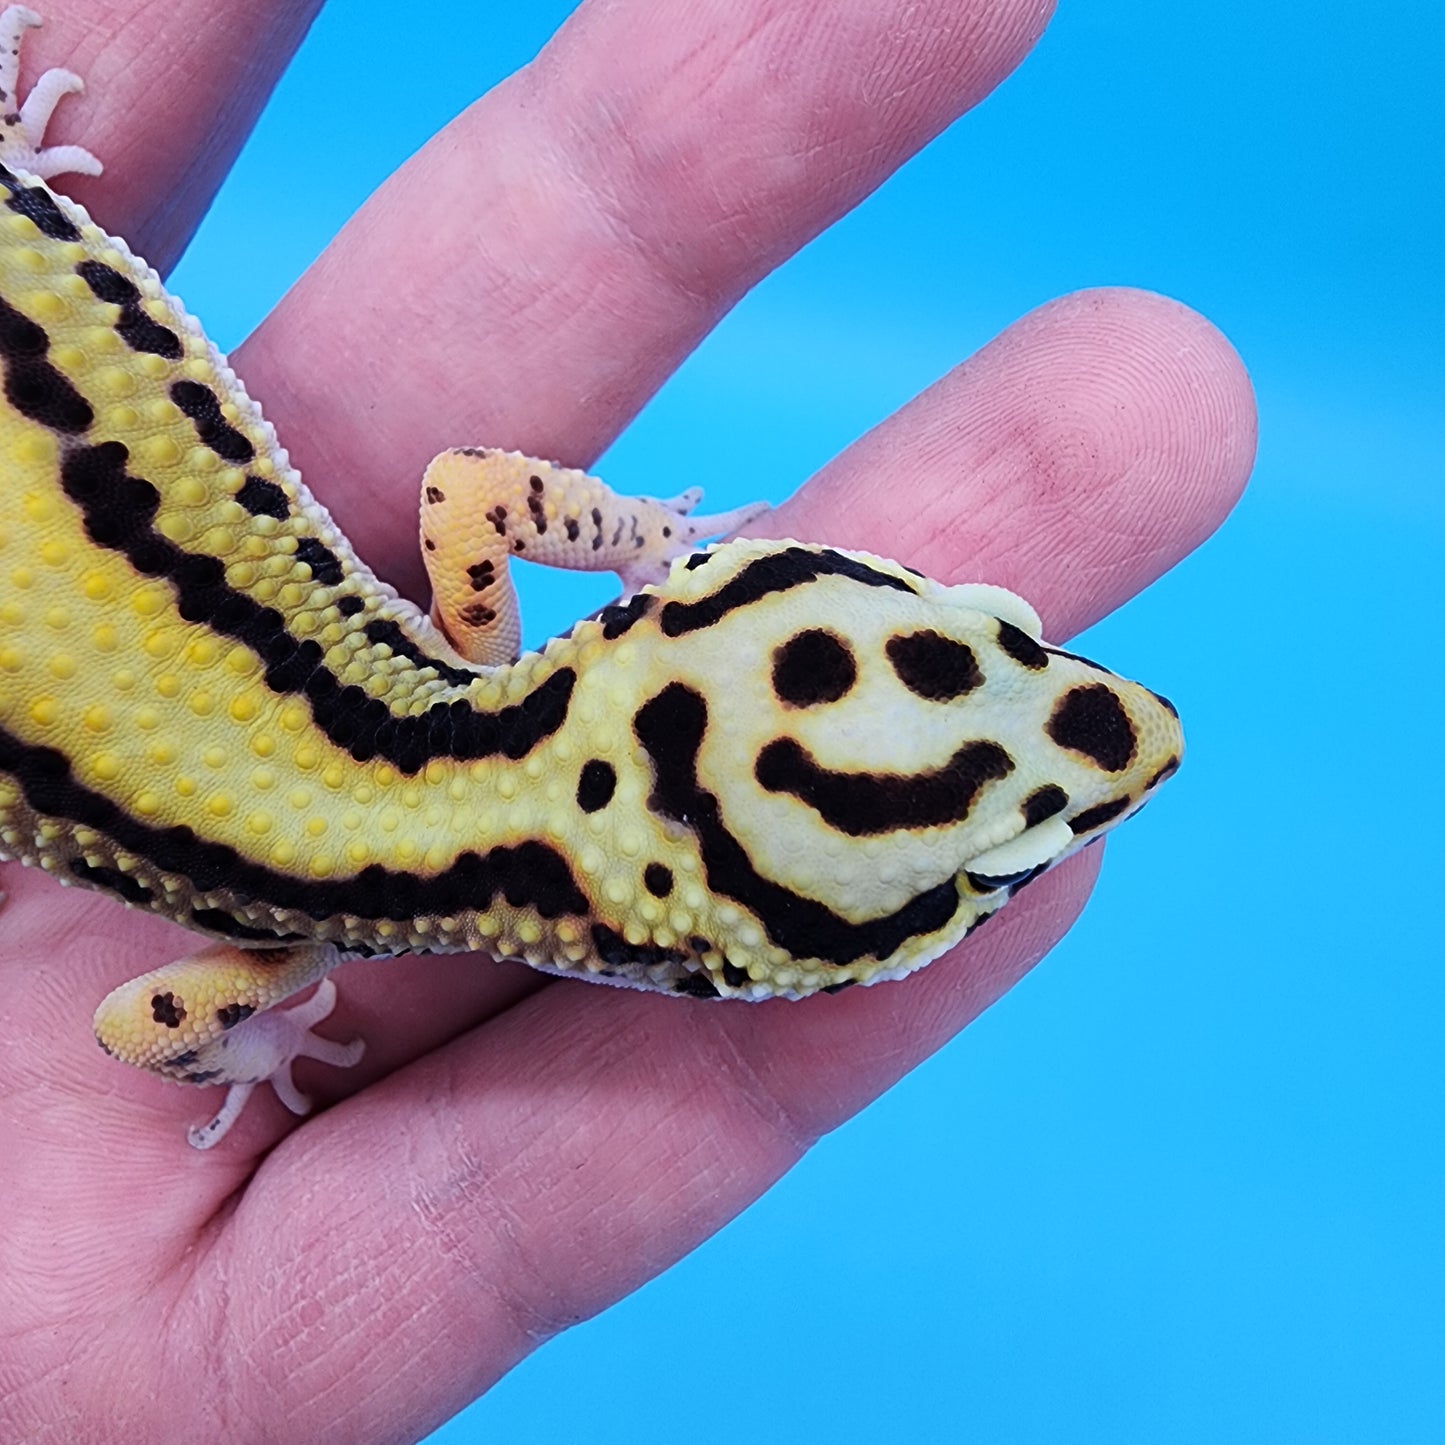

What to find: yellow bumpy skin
left=0, top=8, right=1183, bottom=1147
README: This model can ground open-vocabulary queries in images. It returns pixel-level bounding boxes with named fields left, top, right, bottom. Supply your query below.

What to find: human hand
left=0, top=1, right=1253, bottom=1440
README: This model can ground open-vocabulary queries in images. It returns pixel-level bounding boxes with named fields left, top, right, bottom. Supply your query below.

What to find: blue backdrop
left=170, top=2, right=1443, bottom=1440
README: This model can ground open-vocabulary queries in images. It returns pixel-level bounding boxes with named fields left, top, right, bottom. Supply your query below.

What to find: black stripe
left=76, top=261, right=183, bottom=359
left=68, top=858, right=153, bottom=904
left=0, top=723, right=592, bottom=930
left=189, top=908, right=304, bottom=943
left=1045, top=645, right=1115, bottom=676
left=659, top=546, right=916, bottom=638
left=169, top=379, right=255, bottom=463
left=0, top=291, right=94, bottom=431
left=0, top=164, right=80, bottom=241
left=235, top=474, right=290, bottom=519
left=634, top=683, right=960, bottom=966
left=996, top=619, right=1048, bottom=670
left=1068, top=797, right=1132, bottom=835
left=754, top=736, right=1013, bottom=837
left=359, top=619, right=481, bottom=689
left=597, top=592, right=653, bottom=639
left=293, top=536, right=344, bottom=586
left=1022, top=783, right=1068, bottom=827
left=58, top=440, right=573, bottom=774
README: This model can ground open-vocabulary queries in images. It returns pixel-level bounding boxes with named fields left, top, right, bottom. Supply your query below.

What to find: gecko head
left=657, top=542, right=1183, bottom=941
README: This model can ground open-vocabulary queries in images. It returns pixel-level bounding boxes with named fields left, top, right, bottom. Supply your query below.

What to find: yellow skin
left=0, top=6, right=1183, bottom=1149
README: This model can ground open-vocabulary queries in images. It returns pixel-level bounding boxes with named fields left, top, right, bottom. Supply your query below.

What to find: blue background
left=171, top=2, right=1443, bottom=1440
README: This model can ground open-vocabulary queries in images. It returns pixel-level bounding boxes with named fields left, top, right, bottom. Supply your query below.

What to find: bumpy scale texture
left=0, top=8, right=1182, bottom=1144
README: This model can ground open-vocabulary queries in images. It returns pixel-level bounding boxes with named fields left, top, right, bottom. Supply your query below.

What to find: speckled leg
left=419, top=448, right=769, bottom=665
left=93, top=942, right=363, bottom=1149
left=0, top=6, right=101, bottom=177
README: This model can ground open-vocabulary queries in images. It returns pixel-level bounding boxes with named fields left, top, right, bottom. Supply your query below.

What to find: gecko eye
left=771, top=630, right=856, bottom=707
left=885, top=631, right=983, bottom=700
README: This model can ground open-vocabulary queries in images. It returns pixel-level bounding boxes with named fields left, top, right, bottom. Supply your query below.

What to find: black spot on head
left=1022, top=784, right=1068, bottom=827
left=886, top=631, right=983, bottom=700
left=1068, top=796, right=1133, bottom=835
left=683, top=552, right=712, bottom=571
left=1047, top=684, right=1136, bottom=772
left=997, top=619, right=1048, bottom=670
left=151, top=992, right=185, bottom=1029
left=216, top=1002, right=256, bottom=1030
left=337, top=595, right=364, bottom=617
left=236, top=474, right=289, bottom=519
left=425, top=485, right=445, bottom=504
left=643, top=862, right=674, bottom=897
left=577, top=759, right=617, bottom=812
left=564, top=517, right=580, bottom=541
left=721, top=960, right=749, bottom=988
left=771, top=629, right=857, bottom=707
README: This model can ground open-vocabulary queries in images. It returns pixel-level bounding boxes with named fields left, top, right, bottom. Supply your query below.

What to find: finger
left=760, top=285, right=1257, bottom=640
left=27, top=1, right=323, bottom=268
left=234, top=0, right=1057, bottom=596
left=212, top=291, right=1254, bottom=1435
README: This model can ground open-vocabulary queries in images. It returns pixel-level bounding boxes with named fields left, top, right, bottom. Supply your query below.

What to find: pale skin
left=0, top=0, right=1255, bottom=1440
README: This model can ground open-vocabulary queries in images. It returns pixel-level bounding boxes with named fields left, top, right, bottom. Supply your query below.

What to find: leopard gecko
left=0, top=7, right=1183, bottom=1147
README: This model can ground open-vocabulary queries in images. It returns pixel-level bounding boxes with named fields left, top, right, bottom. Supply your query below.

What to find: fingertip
left=1000, top=286, right=1256, bottom=634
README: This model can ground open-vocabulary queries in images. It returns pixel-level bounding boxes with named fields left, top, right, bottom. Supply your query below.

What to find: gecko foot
left=187, top=978, right=365, bottom=1150
left=0, top=5, right=102, bottom=178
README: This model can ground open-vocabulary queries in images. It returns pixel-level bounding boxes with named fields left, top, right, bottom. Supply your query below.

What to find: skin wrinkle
left=407, top=1114, right=586, bottom=1348
left=678, top=1003, right=821, bottom=1156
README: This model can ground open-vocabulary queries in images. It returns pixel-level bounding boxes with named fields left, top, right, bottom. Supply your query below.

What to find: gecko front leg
left=419, top=448, right=768, bottom=665
left=0, top=6, right=101, bottom=179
